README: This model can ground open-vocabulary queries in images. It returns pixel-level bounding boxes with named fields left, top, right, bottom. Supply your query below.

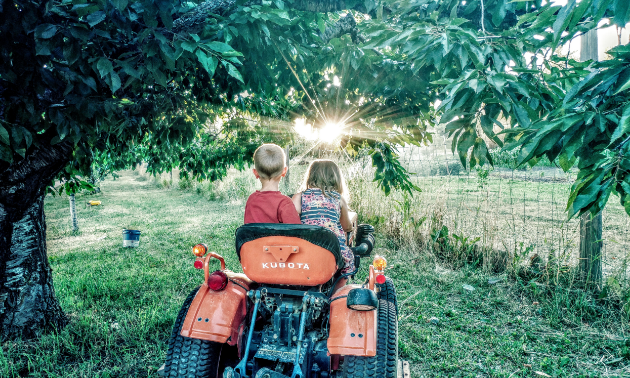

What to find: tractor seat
left=235, top=224, right=342, bottom=286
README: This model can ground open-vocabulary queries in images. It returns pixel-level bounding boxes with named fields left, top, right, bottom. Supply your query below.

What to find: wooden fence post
left=69, top=193, right=79, bottom=233
left=578, top=28, right=602, bottom=288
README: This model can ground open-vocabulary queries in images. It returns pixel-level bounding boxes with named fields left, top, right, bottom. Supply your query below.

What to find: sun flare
left=294, top=118, right=345, bottom=144
left=319, top=122, right=345, bottom=144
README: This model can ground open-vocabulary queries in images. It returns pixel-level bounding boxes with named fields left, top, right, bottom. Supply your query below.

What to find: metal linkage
left=233, top=290, right=262, bottom=378
left=290, top=294, right=313, bottom=378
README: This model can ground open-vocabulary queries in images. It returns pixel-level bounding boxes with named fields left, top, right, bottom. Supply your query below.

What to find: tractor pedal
left=397, top=360, right=410, bottom=378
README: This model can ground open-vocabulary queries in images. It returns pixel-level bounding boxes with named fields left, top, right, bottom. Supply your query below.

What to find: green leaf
left=317, top=16, right=325, bottom=33
left=196, top=50, right=218, bottom=77
left=63, top=42, right=80, bottom=65
left=11, top=126, right=23, bottom=146
left=512, top=102, right=531, bottom=128
left=35, top=40, right=52, bottom=55
left=614, top=0, right=630, bottom=26
left=430, top=79, right=452, bottom=85
left=552, top=0, right=576, bottom=43
left=152, top=69, right=168, bottom=87
left=614, top=69, right=630, bottom=95
left=0, top=124, right=10, bottom=145
left=487, top=74, right=507, bottom=92
left=457, top=128, right=475, bottom=168
left=159, top=9, right=173, bottom=30
left=611, top=103, right=630, bottom=144
left=181, top=40, right=197, bottom=53
left=558, top=151, right=577, bottom=171
left=34, top=24, right=58, bottom=39
left=22, top=127, right=32, bottom=148
left=109, top=72, right=121, bottom=93
left=206, top=41, right=236, bottom=54
left=97, top=57, right=113, bottom=78
left=87, top=11, right=106, bottom=27
left=226, top=62, right=244, bottom=83
left=81, top=76, right=97, bottom=92
left=111, top=0, right=128, bottom=11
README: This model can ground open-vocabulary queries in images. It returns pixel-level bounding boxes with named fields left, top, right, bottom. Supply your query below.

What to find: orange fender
left=327, top=284, right=377, bottom=357
left=180, top=272, right=251, bottom=345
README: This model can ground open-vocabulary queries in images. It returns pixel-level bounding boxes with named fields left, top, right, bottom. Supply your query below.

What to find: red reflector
left=376, top=274, right=386, bottom=285
left=208, top=270, right=228, bottom=291
left=194, top=259, right=203, bottom=269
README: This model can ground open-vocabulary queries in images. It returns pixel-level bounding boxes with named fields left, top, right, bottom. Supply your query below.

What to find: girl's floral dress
left=300, top=188, right=354, bottom=273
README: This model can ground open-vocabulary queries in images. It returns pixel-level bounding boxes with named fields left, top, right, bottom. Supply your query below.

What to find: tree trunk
left=0, top=141, right=73, bottom=341
left=579, top=212, right=603, bottom=288
left=69, top=194, right=78, bottom=233
left=577, top=27, right=602, bottom=289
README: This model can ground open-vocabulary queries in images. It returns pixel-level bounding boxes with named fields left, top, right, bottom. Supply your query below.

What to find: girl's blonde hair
left=299, top=159, right=349, bottom=200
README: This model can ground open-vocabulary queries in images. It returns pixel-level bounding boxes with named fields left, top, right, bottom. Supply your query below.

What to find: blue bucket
left=122, top=229, right=141, bottom=248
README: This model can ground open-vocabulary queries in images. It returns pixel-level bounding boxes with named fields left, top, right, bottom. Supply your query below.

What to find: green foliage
left=489, top=147, right=557, bottom=170
left=370, top=142, right=421, bottom=195
left=429, top=160, right=464, bottom=176
left=474, top=165, right=491, bottom=189
left=359, top=0, right=630, bottom=217
left=3, top=0, right=630, bottom=214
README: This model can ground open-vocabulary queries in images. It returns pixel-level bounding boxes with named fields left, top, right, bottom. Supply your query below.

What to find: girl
left=291, top=160, right=355, bottom=277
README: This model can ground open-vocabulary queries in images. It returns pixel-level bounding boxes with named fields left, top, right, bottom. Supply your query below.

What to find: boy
left=244, top=144, right=301, bottom=224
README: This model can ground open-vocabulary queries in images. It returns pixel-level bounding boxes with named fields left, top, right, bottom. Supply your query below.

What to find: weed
left=178, top=174, right=193, bottom=190
left=474, top=165, right=491, bottom=189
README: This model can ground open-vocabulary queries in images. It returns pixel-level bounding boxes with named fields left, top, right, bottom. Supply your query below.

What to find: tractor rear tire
left=341, top=299, right=398, bottom=378
left=163, top=286, right=222, bottom=378
left=376, top=276, right=398, bottom=315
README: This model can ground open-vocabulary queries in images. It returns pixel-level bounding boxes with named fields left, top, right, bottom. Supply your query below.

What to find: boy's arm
left=339, top=197, right=354, bottom=232
left=279, top=197, right=302, bottom=224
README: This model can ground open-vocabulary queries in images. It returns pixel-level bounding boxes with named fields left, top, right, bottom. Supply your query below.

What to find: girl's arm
left=339, top=197, right=354, bottom=232
left=291, top=191, right=302, bottom=215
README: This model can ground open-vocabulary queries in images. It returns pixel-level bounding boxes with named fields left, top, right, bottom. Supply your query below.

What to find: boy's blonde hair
left=253, top=144, right=286, bottom=179
left=300, top=159, right=348, bottom=199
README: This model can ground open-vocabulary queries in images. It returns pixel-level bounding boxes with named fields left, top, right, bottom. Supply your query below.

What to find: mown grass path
left=1, top=170, right=629, bottom=377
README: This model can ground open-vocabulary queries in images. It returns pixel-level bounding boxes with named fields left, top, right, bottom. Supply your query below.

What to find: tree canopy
left=3, top=0, right=630, bottom=216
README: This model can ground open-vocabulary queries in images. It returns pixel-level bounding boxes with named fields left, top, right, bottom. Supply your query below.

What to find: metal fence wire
left=392, top=142, right=630, bottom=281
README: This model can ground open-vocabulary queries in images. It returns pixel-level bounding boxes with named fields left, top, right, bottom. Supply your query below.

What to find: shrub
left=429, top=161, right=464, bottom=176
left=490, top=147, right=557, bottom=170
left=178, top=174, right=193, bottom=190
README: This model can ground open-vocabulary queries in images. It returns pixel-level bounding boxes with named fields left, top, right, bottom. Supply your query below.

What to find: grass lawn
left=1, top=169, right=630, bottom=377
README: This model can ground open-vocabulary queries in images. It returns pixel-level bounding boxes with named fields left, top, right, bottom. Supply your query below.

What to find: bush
left=429, top=161, right=464, bottom=176
left=490, top=148, right=557, bottom=170
left=178, top=174, right=193, bottom=190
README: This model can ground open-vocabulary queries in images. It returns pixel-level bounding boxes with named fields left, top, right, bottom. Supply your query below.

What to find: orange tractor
left=161, top=223, right=398, bottom=378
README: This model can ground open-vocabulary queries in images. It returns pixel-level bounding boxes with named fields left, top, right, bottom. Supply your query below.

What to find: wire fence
left=394, top=141, right=630, bottom=280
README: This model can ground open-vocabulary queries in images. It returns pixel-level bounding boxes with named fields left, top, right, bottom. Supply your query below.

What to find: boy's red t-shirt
left=244, top=191, right=301, bottom=224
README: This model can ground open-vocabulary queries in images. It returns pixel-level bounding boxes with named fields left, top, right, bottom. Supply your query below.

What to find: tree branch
left=172, top=0, right=362, bottom=43
left=291, top=0, right=346, bottom=13
left=320, top=13, right=363, bottom=44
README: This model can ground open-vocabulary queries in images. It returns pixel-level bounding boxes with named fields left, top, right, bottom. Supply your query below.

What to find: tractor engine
left=247, top=289, right=331, bottom=378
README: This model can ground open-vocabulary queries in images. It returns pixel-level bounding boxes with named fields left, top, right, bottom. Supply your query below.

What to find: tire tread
left=163, top=287, right=222, bottom=378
